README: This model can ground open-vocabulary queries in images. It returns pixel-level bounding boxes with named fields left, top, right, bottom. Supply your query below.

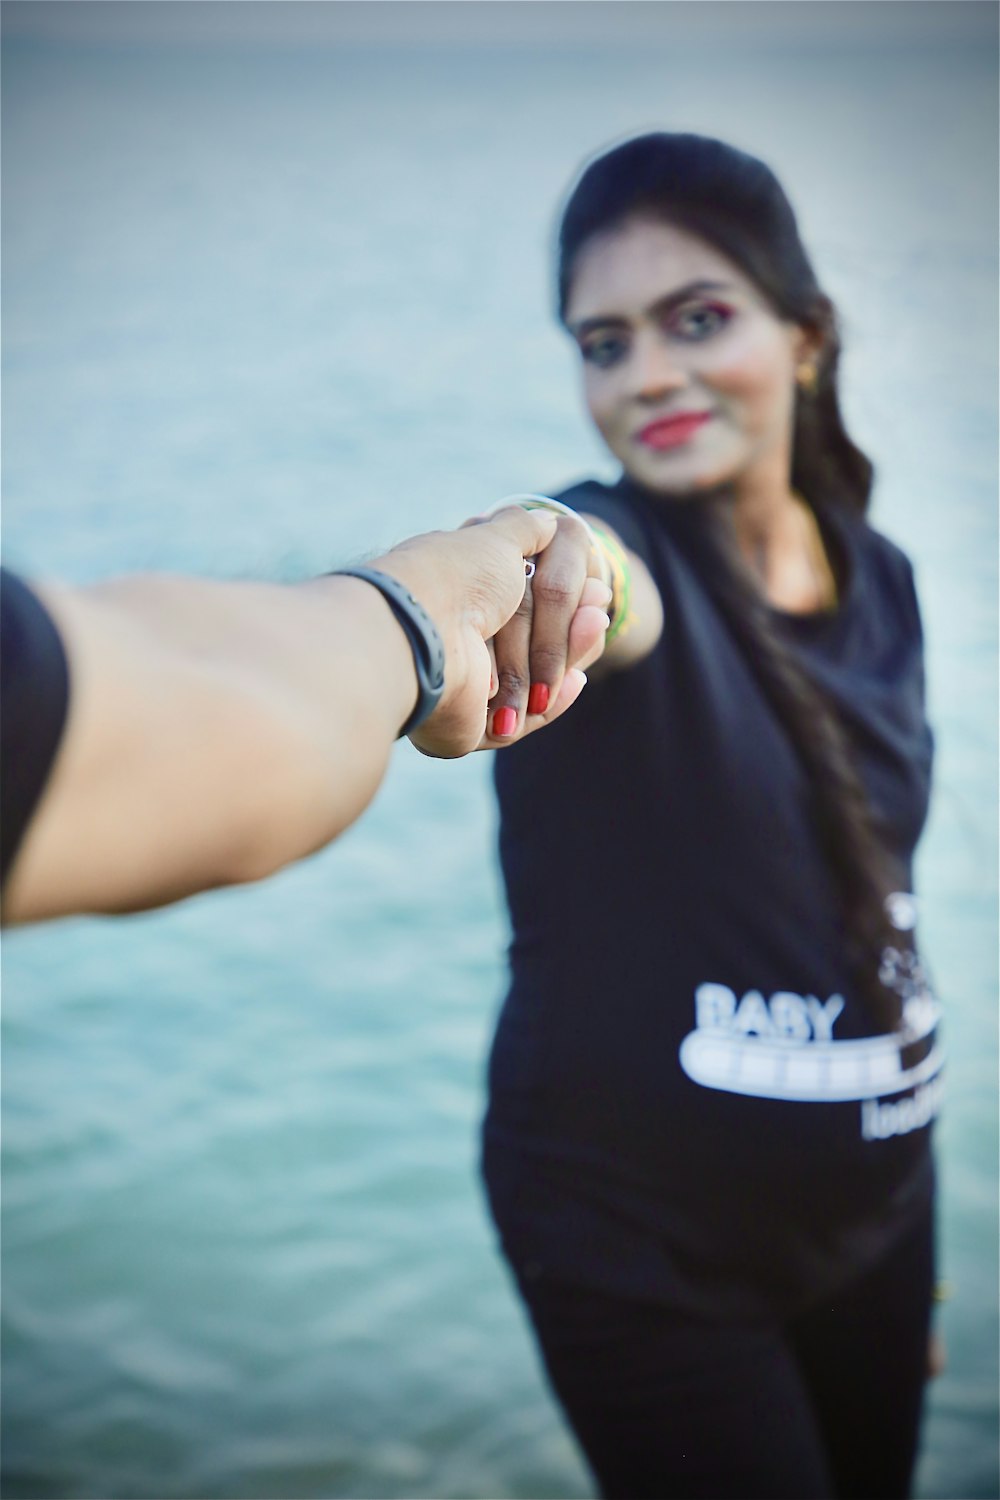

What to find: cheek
left=582, top=370, right=620, bottom=435
left=700, top=328, right=795, bottom=414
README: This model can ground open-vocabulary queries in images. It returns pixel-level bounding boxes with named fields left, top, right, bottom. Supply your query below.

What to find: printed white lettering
left=680, top=982, right=944, bottom=1110
left=695, top=983, right=737, bottom=1029
left=805, top=994, right=845, bottom=1041
left=902, top=991, right=937, bottom=1037
left=769, top=992, right=813, bottom=1041
left=733, top=991, right=775, bottom=1038
left=860, top=1076, right=944, bottom=1141
left=885, top=891, right=918, bottom=933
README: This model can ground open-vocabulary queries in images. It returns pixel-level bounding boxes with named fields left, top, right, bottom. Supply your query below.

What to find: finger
left=459, top=507, right=560, bottom=644
left=485, top=576, right=534, bottom=741
left=473, top=666, right=589, bottom=751
left=567, top=604, right=611, bottom=674
left=543, top=666, right=588, bottom=723
left=487, top=638, right=499, bottom=700
left=524, top=521, right=591, bottom=714
left=515, top=667, right=589, bottom=742
left=580, top=575, right=613, bottom=612
left=473, top=505, right=559, bottom=558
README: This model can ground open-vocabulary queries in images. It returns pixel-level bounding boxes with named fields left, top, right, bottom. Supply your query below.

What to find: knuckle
left=558, top=514, right=593, bottom=551
left=558, top=512, right=589, bottom=539
left=530, top=645, right=566, bottom=677
left=534, top=574, right=577, bottom=612
left=497, top=666, right=528, bottom=699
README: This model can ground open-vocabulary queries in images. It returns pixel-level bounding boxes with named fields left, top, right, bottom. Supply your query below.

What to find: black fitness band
left=334, top=567, right=446, bottom=738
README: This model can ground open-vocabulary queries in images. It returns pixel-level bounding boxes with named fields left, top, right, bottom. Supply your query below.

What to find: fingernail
left=527, top=682, right=550, bottom=715
left=492, top=706, right=517, bottom=738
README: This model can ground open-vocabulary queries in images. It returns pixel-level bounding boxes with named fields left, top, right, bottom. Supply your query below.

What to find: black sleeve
left=1, top=569, right=70, bottom=890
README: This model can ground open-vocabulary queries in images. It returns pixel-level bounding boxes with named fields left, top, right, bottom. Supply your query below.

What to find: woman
left=481, top=133, right=942, bottom=1500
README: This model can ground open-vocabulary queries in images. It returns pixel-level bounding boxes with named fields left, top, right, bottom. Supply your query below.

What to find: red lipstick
left=637, top=411, right=712, bottom=450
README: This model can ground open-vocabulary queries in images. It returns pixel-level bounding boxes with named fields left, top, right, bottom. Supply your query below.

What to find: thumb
left=480, top=504, right=559, bottom=561
left=471, top=506, right=559, bottom=633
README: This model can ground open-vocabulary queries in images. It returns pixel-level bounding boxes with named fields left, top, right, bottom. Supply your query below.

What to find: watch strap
left=334, top=567, right=446, bottom=738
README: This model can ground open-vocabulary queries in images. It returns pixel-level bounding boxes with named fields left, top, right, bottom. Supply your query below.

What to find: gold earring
left=796, top=363, right=818, bottom=395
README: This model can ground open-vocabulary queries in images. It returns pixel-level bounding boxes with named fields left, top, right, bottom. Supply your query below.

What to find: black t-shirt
left=1, top=569, right=70, bottom=891
left=483, top=480, right=940, bottom=1320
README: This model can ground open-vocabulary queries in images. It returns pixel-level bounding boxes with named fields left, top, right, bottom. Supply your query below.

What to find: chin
left=620, top=436, right=740, bottom=494
left=625, top=457, right=738, bottom=500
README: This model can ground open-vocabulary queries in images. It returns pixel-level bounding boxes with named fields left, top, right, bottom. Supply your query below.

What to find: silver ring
left=524, top=559, right=536, bottom=580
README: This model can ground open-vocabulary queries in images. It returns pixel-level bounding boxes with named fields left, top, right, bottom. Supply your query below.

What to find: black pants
left=512, top=1213, right=934, bottom=1500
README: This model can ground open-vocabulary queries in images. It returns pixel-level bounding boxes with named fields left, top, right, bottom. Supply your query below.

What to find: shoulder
left=834, top=509, right=923, bottom=638
left=849, top=514, right=915, bottom=578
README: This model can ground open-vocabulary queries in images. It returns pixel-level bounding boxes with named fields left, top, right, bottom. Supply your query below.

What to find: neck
left=618, top=462, right=837, bottom=614
left=718, top=470, right=838, bottom=615
left=728, top=477, right=801, bottom=572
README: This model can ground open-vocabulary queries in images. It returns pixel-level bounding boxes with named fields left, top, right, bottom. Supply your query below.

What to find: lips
left=636, top=411, right=712, bottom=451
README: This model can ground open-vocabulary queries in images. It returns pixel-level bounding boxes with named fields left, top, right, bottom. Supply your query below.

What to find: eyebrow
left=568, top=279, right=736, bottom=338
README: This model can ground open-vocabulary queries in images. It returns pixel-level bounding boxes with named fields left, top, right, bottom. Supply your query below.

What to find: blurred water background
left=2, top=4, right=997, bottom=1497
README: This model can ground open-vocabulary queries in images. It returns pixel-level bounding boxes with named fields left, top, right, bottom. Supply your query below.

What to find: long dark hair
left=558, top=132, right=904, bottom=1030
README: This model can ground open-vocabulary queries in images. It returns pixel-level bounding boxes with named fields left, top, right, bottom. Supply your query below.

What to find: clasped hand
left=375, top=506, right=610, bottom=757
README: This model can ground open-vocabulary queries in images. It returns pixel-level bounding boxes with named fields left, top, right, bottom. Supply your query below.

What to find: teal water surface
left=2, top=7, right=997, bottom=1497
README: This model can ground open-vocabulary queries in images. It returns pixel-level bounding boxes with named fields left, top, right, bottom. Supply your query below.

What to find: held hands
left=477, top=503, right=610, bottom=744
left=372, top=505, right=610, bottom=757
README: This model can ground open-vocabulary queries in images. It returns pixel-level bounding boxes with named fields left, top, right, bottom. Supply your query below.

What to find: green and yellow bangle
left=589, top=523, right=634, bottom=644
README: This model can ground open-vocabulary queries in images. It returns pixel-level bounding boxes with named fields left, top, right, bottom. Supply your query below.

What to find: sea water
left=2, top=10, right=997, bottom=1497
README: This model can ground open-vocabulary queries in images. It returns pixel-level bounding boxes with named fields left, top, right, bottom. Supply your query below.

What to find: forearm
left=4, top=573, right=420, bottom=922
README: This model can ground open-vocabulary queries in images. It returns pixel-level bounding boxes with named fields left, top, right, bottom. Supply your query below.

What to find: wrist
left=585, top=521, right=634, bottom=644
left=308, top=574, right=420, bottom=737
left=332, top=564, right=445, bottom=737
left=369, top=547, right=452, bottom=631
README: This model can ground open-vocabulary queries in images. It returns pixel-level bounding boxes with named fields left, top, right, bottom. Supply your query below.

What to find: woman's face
left=564, top=217, right=815, bottom=498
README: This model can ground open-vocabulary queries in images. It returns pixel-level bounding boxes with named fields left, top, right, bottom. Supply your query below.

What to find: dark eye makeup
left=580, top=333, right=629, bottom=369
left=668, top=301, right=733, bottom=340
left=579, top=301, right=734, bottom=369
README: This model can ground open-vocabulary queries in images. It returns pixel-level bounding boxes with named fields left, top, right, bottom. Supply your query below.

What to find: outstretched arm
left=2, top=507, right=604, bottom=924
left=580, top=511, right=664, bottom=673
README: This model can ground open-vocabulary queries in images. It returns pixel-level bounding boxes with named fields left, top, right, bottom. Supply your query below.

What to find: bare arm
left=3, top=507, right=601, bottom=924
left=579, top=512, right=664, bottom=675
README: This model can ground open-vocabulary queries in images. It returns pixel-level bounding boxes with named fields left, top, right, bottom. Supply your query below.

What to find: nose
left=629, top=329, right=688, bottom=402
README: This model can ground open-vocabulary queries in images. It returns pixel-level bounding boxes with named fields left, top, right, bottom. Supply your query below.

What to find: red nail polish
left=527, top=682, right=550, bottom=715
left=492, top=706, right=517, bottom=738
